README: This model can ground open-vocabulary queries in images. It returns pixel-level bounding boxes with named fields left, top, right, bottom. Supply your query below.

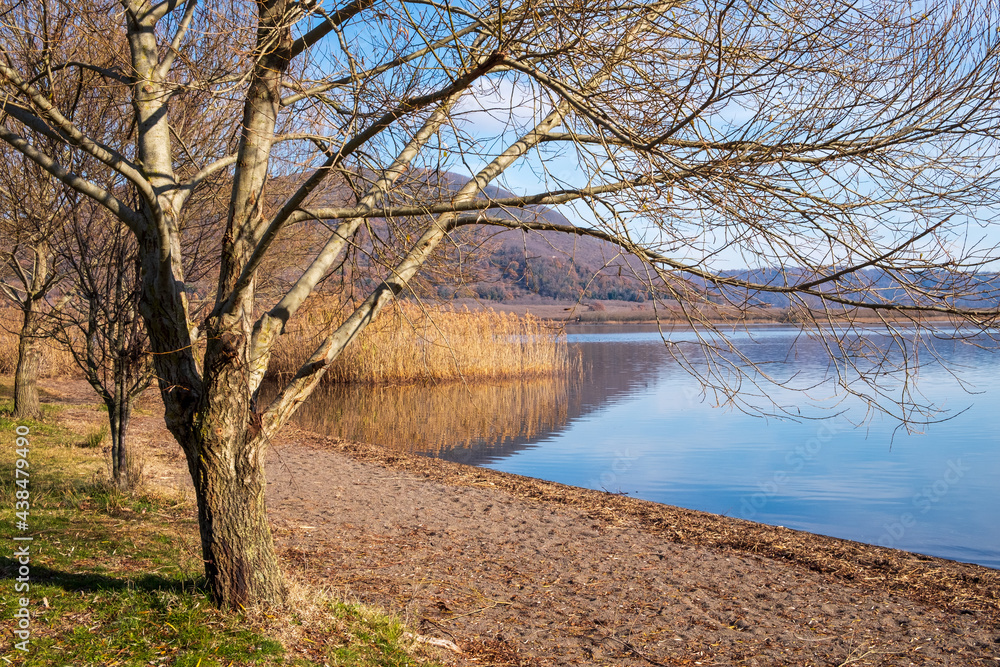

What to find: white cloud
left=451, top=75, right=547, bottom=138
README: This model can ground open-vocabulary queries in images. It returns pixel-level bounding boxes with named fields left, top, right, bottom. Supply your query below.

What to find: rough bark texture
left=13, top=307, right=42, bottom=419
left=191, top=328, right=286, bottom=605
left=107, top=396, right=133, bottom=490
left=191, top=434, right=286, bottom=607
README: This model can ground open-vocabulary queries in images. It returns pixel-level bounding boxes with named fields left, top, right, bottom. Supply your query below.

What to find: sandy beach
left=261, top=431, right=999, bottom=666
left=50, top=379, right=1000, bottom=666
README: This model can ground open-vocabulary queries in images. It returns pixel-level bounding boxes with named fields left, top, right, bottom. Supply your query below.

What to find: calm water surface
left=291, top=324, right=1000, bottom=569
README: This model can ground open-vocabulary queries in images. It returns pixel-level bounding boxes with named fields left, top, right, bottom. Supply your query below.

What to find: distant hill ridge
left=280, top=169, right=1000, bottom=308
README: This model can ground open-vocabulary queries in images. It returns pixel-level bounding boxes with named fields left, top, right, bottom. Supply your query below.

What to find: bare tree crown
left=1, top=0, right=999, bottom=424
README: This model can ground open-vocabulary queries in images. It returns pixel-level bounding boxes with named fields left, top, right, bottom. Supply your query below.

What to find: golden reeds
left=281, top=374, right=576, bottom=453
left=0, top=309, right=77, bottom=377
left=268, top=299, right=570, bottom=385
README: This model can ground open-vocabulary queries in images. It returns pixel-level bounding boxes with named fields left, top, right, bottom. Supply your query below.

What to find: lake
left=289, top=323, right=1000, bottom=569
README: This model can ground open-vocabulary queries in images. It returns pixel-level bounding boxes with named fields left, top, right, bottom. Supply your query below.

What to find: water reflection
left=288, top=333, right=680, bottom=464
left=288, top=375, right=576, bottom=464
left=286, top=323, right=1000, bottom=569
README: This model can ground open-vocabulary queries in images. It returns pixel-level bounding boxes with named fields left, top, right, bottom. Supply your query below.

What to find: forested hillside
left=265, top=170, right=1000, bottom=310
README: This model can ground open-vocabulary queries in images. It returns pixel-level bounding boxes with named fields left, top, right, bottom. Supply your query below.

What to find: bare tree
left=0, top=146, right=68, bottom=419
left=51, top=197, right=153, bottom=490
left=3, top=0, right=1000, bottom=608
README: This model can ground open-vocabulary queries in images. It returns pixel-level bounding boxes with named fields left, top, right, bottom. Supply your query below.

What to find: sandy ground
left=41, top=379, right=1000, bottom=666
left=263, top=434, right=999, bottom=667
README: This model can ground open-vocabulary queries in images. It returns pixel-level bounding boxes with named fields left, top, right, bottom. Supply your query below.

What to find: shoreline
left=38, top=378, right=1000, bottom=664
left=279, top=427, right=1000, bottom=611
left=266, top=428, right=999, bottom=665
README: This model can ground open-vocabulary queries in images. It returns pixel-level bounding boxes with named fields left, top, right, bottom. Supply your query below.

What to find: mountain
left=284, top=168, right=656, bottom=303
left=272, top=170, right=1000, bottom=310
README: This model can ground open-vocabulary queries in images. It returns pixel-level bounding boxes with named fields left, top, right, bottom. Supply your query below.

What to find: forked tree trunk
left=13, top=307, right=42, bottom=420
left=148, top=356, right=286, bottom=608
left=137, top=234, right=286, bottom=607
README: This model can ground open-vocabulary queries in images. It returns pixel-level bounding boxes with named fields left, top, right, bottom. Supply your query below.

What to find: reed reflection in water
left=285, top=374, right=578, bottom=461
left=285, top=334, right=665, bottom=465
left=285, top=333, right=668, bottom=465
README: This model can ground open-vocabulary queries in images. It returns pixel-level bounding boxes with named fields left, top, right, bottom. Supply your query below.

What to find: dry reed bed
left=0, top=302, right=569, bottom=387
left=268, top=301, right=570, bottom=385
left=286, top=375, right=575, bottom=452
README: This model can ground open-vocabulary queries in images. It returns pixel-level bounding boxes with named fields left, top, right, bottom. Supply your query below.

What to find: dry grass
left=0, top=329, right=18, bottom=373
left=0, top=308, right=77, bottom=377
left=0, top=385, right=448, bottom=667
left=0, top=298, right=570, bottom=388
left=269, top=299, right=570, bottom=385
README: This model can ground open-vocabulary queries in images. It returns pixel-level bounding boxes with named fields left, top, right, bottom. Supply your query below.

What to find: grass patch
left=0, top=401, right=63, bottom=434
left=0, top=388, right=447, bottom=667
left=81, top=425, right=108, bottom=449
left=324, top=603, right=416, bottom=665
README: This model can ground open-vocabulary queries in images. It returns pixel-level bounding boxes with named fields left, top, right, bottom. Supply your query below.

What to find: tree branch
left=154, top=0, right=199, bottom=81
left=0, top=124, right=143, bottom=232
left=0, top=64, right=152, bottom=201
left=218, top=50, right=505, bottom=321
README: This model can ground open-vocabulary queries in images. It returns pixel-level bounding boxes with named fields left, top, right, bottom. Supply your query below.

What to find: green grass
left=0, top=390, right=445, bottom=667
left=81, top=424, right=108, bottom=448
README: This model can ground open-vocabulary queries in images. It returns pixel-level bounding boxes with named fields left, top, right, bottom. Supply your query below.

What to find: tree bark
left=142, top=302, right=286, bottom=607
left=13, top=306, right=42, bottom=420
left=107, top=395, right=133, bottom=491
left=165, top=0, right=294, bottom=608
left=191, top=437, right=285, bottom=607
left=188, top=367, right=286, bottom=607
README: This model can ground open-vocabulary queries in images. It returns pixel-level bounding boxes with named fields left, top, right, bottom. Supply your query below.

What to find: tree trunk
left=13, top=307, right=42, bottom=420
left=137, top=222, right=286, bottom=607
left=107, top=395, right=133, bottom=491
left=181, top=330, right=286, bottom=608
left=188, top=414, right=286, bottom=608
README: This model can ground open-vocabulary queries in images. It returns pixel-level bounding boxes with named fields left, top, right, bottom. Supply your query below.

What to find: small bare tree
left=2, top=0, right=1000, bottom=608
left=0, top=147, right=68, bottom=419
left=51, top=197, right=152, bottom=490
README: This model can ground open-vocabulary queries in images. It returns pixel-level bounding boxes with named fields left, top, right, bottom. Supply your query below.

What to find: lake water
left=290, top=324, right=1000, bottom=569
